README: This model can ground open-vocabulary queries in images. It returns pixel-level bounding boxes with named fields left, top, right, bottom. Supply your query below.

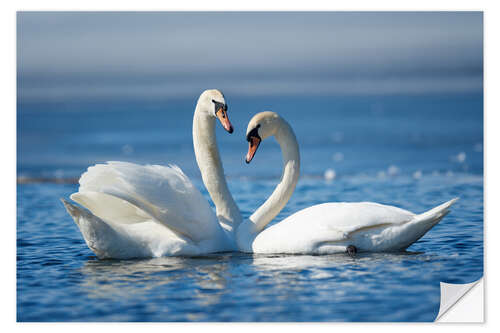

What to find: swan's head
left=245, top=111, right=281, bottom=163
left=198, top=89, right=233, bottom=133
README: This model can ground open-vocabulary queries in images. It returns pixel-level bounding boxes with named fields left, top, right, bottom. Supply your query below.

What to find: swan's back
left=290, top=202, right=414, bottom=230
left=251, top=202, right=416, bottom=253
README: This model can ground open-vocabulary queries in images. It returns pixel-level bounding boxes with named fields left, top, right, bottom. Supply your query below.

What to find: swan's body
left=238, top=199, right=457, bottom=254
left=62, top=90, right=241, bottom=259
left=237, top=111, right=458, bottom=254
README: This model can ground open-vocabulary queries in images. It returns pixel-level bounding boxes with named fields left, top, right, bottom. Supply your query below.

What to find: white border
left=4, top=0, right=497, bottom=331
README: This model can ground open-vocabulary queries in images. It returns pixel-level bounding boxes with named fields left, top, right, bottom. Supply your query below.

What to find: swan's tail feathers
left=394, top=198, right=459, bottom=251
left=61, top=198, right=129, bottom=259
left=61, top=198, right=87, bottom=228
left=413, top=197, right=459, bottom=227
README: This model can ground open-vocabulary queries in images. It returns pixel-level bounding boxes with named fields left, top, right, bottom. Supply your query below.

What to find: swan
left=61, top=89, right=242, bottom=259
left=236, top=111, right=458, bottom=254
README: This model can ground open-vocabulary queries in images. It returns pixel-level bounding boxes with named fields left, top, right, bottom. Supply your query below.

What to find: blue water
left=17, top=94, right=483, bottom=321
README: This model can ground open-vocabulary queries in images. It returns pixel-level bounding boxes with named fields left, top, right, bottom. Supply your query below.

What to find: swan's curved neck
left=248, top=119, right=300, bottom=234
left=192, top=106, right=242, bottom=234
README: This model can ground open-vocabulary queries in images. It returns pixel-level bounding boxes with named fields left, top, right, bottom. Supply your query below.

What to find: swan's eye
left=212, top=100, right=227, bottom=115
left=246, top=126, right=261, bottom=142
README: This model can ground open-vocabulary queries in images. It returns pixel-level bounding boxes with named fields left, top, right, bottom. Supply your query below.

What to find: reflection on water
left=63, top=250, right=455, bottom=321
left=79, top=255, right=232, bottom=310
left=251, top=251, right=424, bottom=271
left=248, top=252, right=442, bottom=311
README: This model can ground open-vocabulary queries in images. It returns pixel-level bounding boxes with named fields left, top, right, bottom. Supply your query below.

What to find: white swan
left=236, top=111, right=458, bottom=254
left=62, top=89, right=242, bottom=259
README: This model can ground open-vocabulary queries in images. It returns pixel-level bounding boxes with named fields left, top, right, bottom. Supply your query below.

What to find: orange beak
left=216, top=108, right=233, bottom=133
left=245, top=136, right=261, bottom=164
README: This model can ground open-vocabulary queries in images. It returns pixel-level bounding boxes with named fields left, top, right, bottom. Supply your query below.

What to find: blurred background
left=17, top=11, right=483, bottom=182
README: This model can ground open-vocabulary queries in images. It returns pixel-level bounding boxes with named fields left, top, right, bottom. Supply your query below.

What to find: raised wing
left=71, top=161, right=220, bottom=243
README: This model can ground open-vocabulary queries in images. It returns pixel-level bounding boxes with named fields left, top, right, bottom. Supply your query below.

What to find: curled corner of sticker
left=435, top=278, right=484, bottom=322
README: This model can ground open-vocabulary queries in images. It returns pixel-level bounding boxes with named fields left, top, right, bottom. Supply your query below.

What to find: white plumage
left=248, top=199, right=457, bottom=254
left=63, top=161, right=231, bottom=258
left=62, top=90, right=238, bottom=259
